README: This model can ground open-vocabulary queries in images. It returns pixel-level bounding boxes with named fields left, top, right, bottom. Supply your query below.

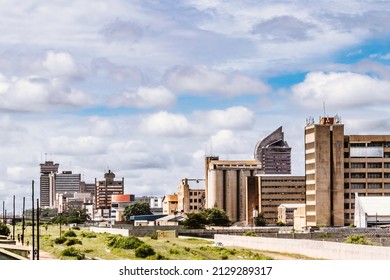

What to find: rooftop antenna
left=323, top=101, right=326, bottom=117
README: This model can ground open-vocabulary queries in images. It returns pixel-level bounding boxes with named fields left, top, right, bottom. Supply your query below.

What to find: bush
left=80, top=232, right=97, bottom=238
left=61, top=246, right=85, bottom=260
left=54, top=236, right=67, bottom=244
left=63, top=230, right=77, bottom=238
left=0, top=221, right=10, bottom=236
left=72, top=226, right=80, bottom=230
left=346, top=234, right=371, bottom=245
left=106, top=235, right=144, bottom=249
left=65, top=238, right=82, bottom=246
left=135, top=244, right=156, bottom=258
left=244, top=230, right=257, bottom=236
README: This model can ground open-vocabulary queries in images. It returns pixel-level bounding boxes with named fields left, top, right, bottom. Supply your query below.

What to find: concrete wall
left=214, top=234, right=390, bottom=260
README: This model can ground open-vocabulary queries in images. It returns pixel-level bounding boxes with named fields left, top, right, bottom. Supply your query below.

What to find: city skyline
left=0, top=1, right=390, bottom=211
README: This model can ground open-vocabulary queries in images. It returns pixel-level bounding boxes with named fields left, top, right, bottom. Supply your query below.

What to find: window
left=368, top=163, right=382, bottom=168
left=344, top=203, right=349, bottom=209
left=344, top=193, right=349, bottom=199
left=368, top=183, right=381, bottom=189
left=367, top=173, right=381, bottom=178
left=351, top=173, right=365, bottom=178
left=351, top=163, right=365, bottom=168
left=351, top=183, right=365, bottom=189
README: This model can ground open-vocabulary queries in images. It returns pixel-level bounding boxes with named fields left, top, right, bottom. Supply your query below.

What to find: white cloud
left=139, top=111, right=190, bottom=136
left=42, top=51, right=80, bottom=78
left=209, top=129, right=248, bottom=155
left=48, top=136, right=106, bottom=155
left=194, top=106, right=255, bottom=130
left=110, top=86, right=176, bottom=109
left=165, top=65, right=269, bottom=97
left=291, top=71, right=390, bottom=109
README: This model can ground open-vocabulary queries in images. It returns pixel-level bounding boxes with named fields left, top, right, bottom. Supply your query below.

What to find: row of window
left=345, top=183, right=390, bottom=189
left=345, top=172, right=390, bottom=178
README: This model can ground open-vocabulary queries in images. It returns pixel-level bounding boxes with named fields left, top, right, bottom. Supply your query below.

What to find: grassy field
left=14, top=224, right=313, bottom=260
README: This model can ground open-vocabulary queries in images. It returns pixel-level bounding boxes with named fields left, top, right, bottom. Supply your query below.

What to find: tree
left=180, top=208, right=231, bottom=229
left=254, top=212, right=267, bottom=226
left=123, top=202, right=152, bottom=221
left=51, top=209, right=90, bottom=224
left=0, top=221, right=10, bottom=236
left=180, top=212, right=207, bottom=229
left=201, top=208, right=231, bottom=226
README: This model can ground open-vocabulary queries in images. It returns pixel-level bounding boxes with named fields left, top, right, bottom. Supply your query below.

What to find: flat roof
left=357, top=196, right=390, bottom=215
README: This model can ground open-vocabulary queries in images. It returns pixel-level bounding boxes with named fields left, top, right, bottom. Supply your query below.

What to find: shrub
left=65, top=238, right=82, bottom=246
left=54, top=236, right=67, bottom=244
left=0, top=221, right=10, bottom=236
left=80, top=232, right=97, bottom=238
left=61, top=246, right=85, bottom=260
left=169, top=248, right=179, bottom=254
left=135, top=244, right=156, bottom=258
left=244, top=230, right=257, bottom=236
left=72, top=226, right=80, bottom=230
left=346, top=234, right=371, bottom=245
left=63, top=230, right=77, bottom=238
left=106, top=235, right=144, bottom=249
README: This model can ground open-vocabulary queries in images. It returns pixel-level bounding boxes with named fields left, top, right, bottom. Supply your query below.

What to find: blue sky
left=1, top=0, right=390, bottom=211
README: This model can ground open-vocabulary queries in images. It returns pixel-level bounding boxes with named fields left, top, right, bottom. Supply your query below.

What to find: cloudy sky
left=1, top=0, right=390, bottom=212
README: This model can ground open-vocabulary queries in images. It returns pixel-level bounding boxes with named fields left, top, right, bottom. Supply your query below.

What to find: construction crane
left=181, top=178, right=205, bottom=184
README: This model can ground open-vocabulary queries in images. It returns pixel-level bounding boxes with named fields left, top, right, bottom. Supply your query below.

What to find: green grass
left=16, top=224, right=305, bottom=260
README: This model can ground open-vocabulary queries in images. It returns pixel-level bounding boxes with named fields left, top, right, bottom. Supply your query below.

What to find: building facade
left=254, top=126, right=291, bottom=174
left=205, top=157, right=262, bottom=222
left=39, top=161, right=59, bottom=208
left=246, top=175, right=306, bottom=225
left=304, top=116, right=345, bottom=227
left=95, top=170, right=124, bottom=217
left=304, top=115, right=390, bottom=227
left=177, top=178, right=205, bottom=213
left=162, top=194, right=178, bottom=215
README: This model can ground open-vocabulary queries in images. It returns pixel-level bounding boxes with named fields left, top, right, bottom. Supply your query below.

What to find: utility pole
left=22, top=197, right=25, bottom=245
left=36, top=198, right=40, bottom=260
left=32, top=180, right=35, bottom=260
left=12, top=195, right=15, bottom=241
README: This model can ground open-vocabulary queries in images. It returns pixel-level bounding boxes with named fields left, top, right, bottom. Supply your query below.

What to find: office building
left=39, top=161, right=59, bottom=208
left=304, top=115, right=390, bottom=227
left=49, top=171, right=81, bottom=208
left=254, top=126, right=291, bottom=174
left=177, top=178, right=205, bottom=213
left=246, top=175, right=306, bottom=225
left=95, top=170, right=124, bottom=217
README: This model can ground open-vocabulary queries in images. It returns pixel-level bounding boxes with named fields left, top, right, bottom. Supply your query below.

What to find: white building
left=354, top=194, right=390, bottom=227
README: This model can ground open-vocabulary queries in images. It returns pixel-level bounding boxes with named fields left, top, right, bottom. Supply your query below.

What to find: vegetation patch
left=106, top=235, right=144, bottom=249
left=135, top=244, right=156, bottom=258
left=61, top=246, right=85, bottom=260
left=346, top=234, right=372, bottom=245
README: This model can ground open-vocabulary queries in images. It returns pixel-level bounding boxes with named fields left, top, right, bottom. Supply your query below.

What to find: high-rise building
left=49, top=170, right=81, bottom=209
left=304, top=115, right=390, bottom=227
left=40, top=161, right=59, bottom=208
left=254, top=126, right=291, bottom=174
left=95, top=170, right=124, bottom=217
left=304, top=115, right=344, bottom=227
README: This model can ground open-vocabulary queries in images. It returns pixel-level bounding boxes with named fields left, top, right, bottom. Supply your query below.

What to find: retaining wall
left=214, top=234, right=390, bottom=260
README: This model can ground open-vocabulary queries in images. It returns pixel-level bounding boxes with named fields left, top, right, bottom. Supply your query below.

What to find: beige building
left=305, top=115, right=390, bottom=227
left=278, top=203, right=305, bottom=225
left=162, top=194, right=178, bottom=215
left=177, top=178, right=205, bottom=213
left=95, top=170, right=124, bottom=218
left=205, top=156, right=262, bottom=222
left=304, top=116, right=345, bottom=227
left=246, top=175, right=306, bottom=225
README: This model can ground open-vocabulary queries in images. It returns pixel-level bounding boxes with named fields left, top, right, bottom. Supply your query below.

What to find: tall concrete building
left=205, top=157, right=262, bottom=222
left=304, top=115, right=390, bottom=227
left=95, top=170, right=124, bottom=217
left=254, top=126, right=291, bottom=174
left=49, top=171, right=81, bottom=208
left=304, top=115, right=345, bottom=227
left=40, top=161, right=59, bottom=208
